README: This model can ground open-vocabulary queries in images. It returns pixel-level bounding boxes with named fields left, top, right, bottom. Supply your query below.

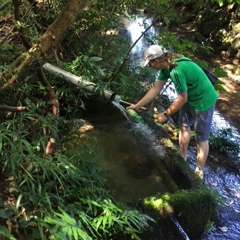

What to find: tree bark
left=12, top=0, right=32, bottom=50
left=0, top=0, right=87, bottom=88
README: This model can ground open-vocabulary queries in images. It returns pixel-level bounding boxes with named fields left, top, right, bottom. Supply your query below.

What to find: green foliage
left=210, top=128, right=240, bottom=155
left=0, top=0, right=12, bottom=14
left=153, top=28, right=198, bottom=56
left=63, top=52, right=108, bottom=82
left=44, top=200, right=152, bottom=240
left=0, top=226, right=16, bottom=240
left=0, top=42, right=25, bottom=66
left=210, top=0, right=240, bottom=5
left=214, top=67, right=228, bottom=78
left=1, top=0, right=229, bottom=104
left=45, top=208, right=93, bottom=240
left=0, top=110, right=151, bottom=239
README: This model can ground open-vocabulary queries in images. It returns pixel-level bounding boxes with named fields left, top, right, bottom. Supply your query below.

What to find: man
left=127, top=45, right=218, bottom=179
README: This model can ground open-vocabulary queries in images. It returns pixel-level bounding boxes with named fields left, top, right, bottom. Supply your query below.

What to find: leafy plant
left=0, top=108, right=152, bottom=239
left=210, top=128, right=240, bottom=155
left=0, top=226, right=16, bottom=240
left=44, top=201, right=153, bottom=240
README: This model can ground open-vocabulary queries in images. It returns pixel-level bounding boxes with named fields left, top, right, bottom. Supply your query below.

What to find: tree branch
left=109, top=5, right=173, bottom=83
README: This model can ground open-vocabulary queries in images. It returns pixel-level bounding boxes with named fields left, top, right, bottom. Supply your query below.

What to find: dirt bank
left=216, top=78, right=240, bottom=133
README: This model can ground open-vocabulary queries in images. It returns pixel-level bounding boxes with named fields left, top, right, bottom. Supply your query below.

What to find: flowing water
left=199, top=111, right=240, bottom=240
left=170, top=216, right=191, bottom=240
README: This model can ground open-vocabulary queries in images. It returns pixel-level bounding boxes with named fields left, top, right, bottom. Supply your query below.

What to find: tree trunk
left=0, top=0, right=87, bottom=88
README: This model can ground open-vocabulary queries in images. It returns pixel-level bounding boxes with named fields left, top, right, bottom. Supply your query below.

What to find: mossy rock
left=143, top=188, right=217, bottom=238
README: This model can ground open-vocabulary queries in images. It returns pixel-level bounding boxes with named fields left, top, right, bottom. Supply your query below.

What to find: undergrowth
left=0, top=111, right=153, bottom=240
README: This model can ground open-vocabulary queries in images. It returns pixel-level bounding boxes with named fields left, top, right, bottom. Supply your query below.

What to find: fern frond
left=45, top=208, right=92, bottom=240
left=0, top=226, right=16, bottom=240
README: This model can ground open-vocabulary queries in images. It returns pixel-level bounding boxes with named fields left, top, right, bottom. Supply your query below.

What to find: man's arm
left=128, top=80, right=167, bottom=111
left=156, top=91, right=188, bottom=123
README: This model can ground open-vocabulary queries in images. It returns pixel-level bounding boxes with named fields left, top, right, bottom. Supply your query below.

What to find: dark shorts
left=178, top=103, right=216, bottom=142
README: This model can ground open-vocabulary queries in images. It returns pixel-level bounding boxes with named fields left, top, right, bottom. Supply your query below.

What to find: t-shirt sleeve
left=170, top=68, right=188, bottom=93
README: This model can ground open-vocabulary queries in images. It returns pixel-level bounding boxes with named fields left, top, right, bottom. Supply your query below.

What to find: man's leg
left=179, top=126, right=191, bottom=161
left=196, top=140, right=209, bottom=169
left=195, top=140, right=209, bottom=178
left=178, top=103, right=193, bottom=161
left=194, top=103, right=215, bottom=179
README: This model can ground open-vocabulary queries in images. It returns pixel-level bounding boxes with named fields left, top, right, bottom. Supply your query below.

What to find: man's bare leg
left=179, top=126, right=191, bottom=161
left=195, top=140, right=209, bottom=178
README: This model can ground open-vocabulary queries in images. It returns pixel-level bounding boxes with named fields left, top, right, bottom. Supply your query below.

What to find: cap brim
left=140, top=59, right=148, bottom=68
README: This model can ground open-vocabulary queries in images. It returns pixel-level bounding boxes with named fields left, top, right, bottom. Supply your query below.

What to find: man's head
left=140, top=45, right=168, bottom=68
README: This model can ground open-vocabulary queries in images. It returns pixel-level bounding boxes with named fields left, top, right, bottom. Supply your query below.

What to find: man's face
left=148, top=57, right=168, bottom=70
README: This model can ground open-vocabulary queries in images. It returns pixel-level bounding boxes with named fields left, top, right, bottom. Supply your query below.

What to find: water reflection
left=90, top=119, right=169, bottom=203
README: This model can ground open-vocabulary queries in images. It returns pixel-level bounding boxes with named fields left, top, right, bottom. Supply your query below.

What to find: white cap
left=140, top=45, right=168, bottom=67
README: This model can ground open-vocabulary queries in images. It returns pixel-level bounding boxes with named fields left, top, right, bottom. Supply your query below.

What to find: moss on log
left=143, top=183, right=220, bottom=238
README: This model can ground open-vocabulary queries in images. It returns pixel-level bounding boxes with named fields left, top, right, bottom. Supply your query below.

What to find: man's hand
left=155, top=112, right=168, bottom=123
left=126, top=104, right=140, bottom=112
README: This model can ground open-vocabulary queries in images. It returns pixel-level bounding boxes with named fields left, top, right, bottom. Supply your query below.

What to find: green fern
left=45, top=208, right=92, bottom=240
left=0, top=226, right=16, bottom=240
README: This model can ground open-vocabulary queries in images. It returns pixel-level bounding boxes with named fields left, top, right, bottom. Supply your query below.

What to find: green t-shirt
left=158, top=57, right=218, bottom=111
